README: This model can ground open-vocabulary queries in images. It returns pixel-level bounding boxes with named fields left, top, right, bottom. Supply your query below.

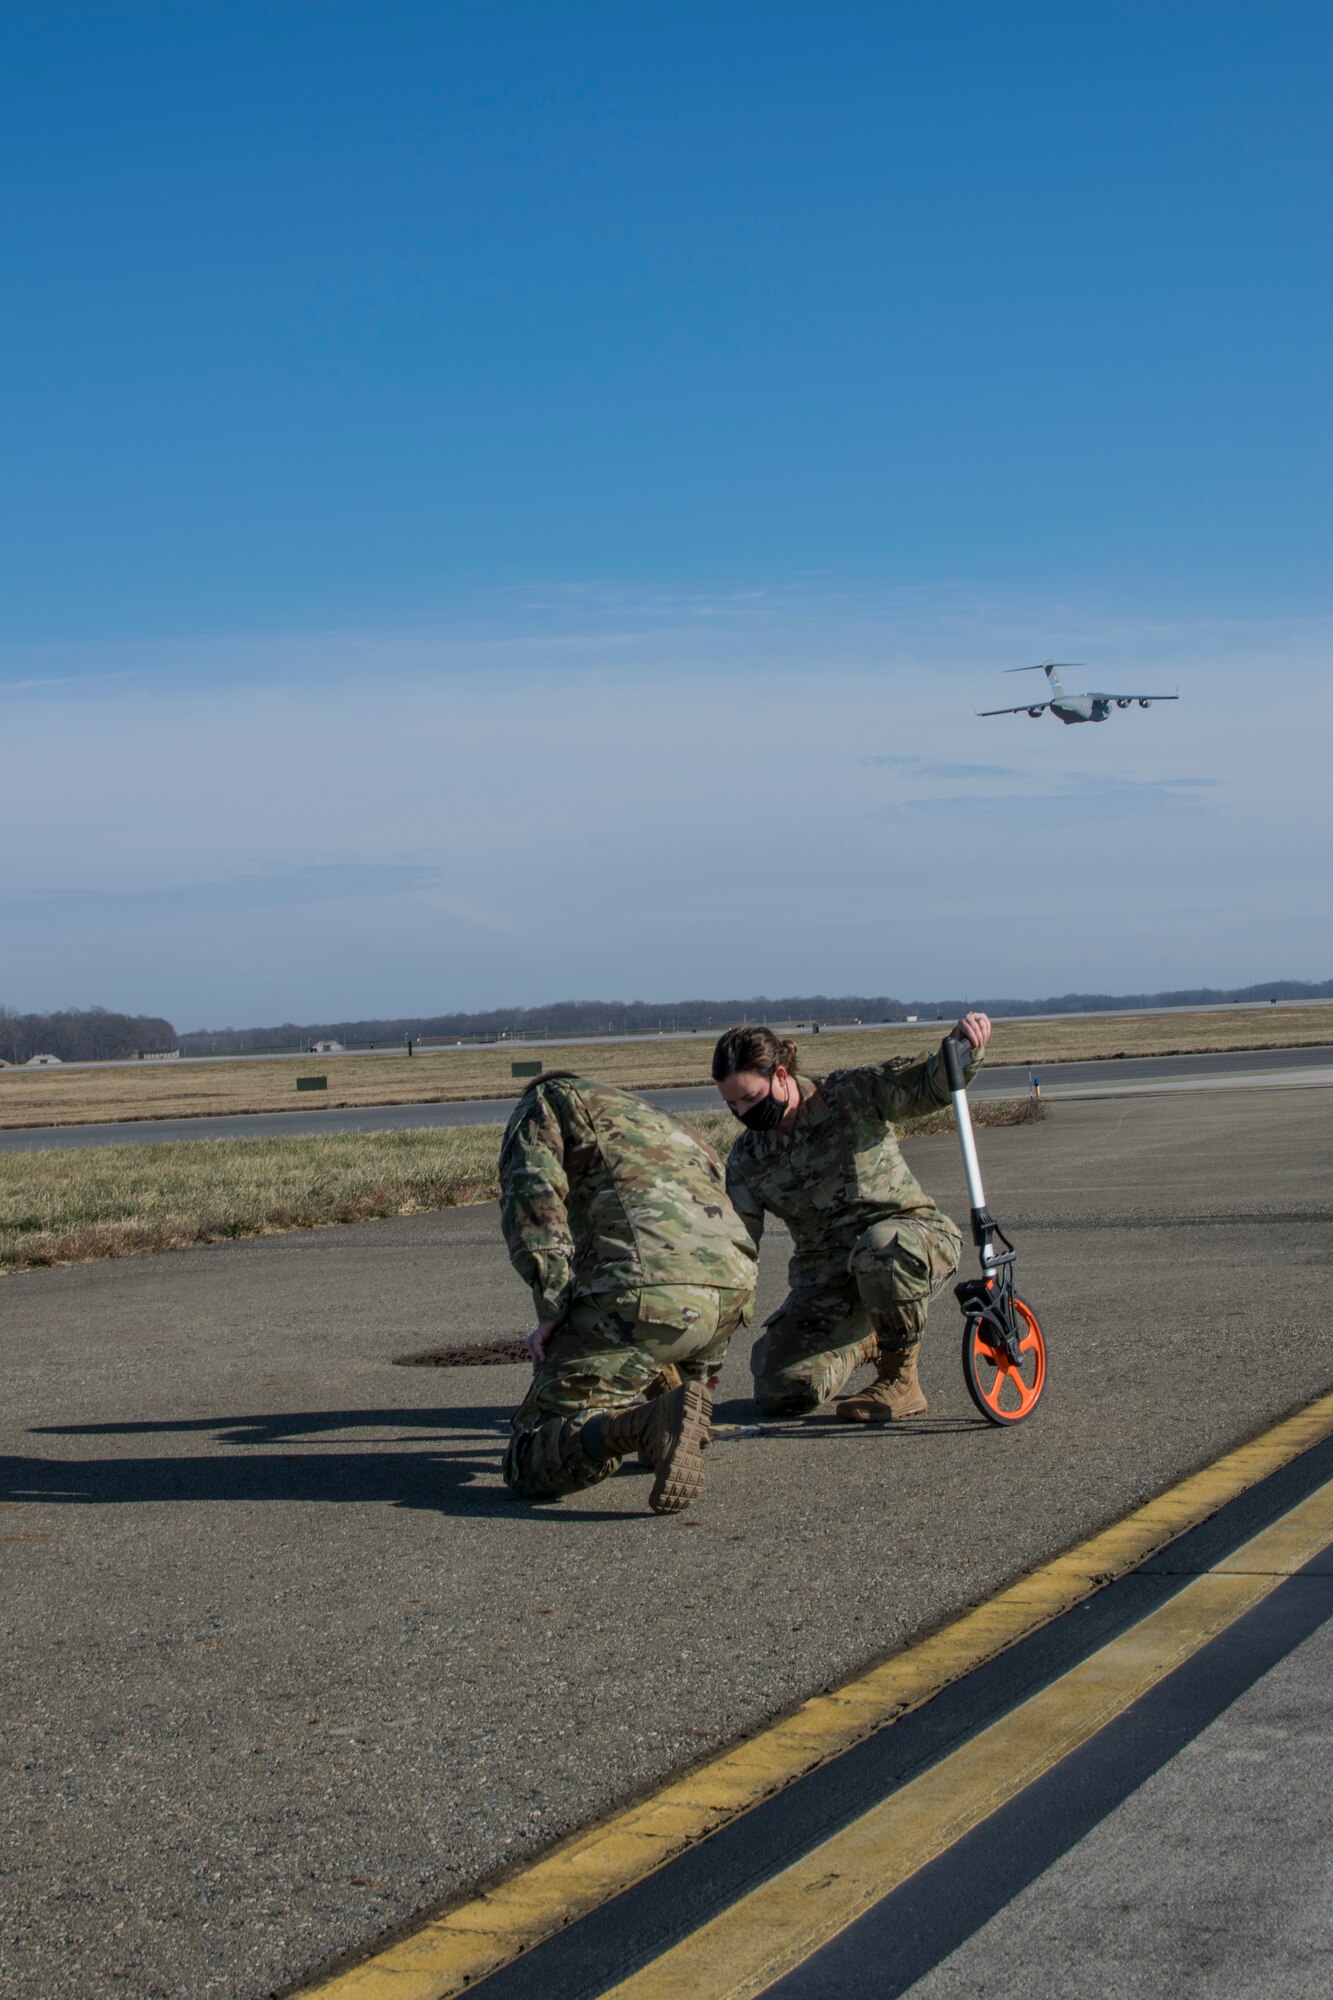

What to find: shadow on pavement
left=31, top=1405, right=513, bottom=1443
left=3, top=1400, right=990, bottom=1520
left=6, top=1405, right=630, bottom=1520
left=711, top=1397, right=991, bottom=1437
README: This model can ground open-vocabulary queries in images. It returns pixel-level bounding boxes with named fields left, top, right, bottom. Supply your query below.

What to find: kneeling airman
left=499, top=1072, right=758, bottom=1513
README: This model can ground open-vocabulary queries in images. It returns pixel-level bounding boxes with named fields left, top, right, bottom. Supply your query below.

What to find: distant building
left=139, top=1049, right=182, bottom=1061
left=309, top=1040, right=344, bottom=1054
left=24, top=1053, right=63, bottom=1067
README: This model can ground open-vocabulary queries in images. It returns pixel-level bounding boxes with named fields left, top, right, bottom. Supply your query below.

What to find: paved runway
left=2, top=1089, right=1330, bottom=1997
left=299, top=1432, right=1331, bottom=1999
left=0, top=1041, right=1329, bottom=1150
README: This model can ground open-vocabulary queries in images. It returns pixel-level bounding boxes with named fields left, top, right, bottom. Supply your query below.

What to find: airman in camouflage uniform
left=720, top=1028, right=986, bottom=1421
left=499, top=1073, right=757, bottom=1511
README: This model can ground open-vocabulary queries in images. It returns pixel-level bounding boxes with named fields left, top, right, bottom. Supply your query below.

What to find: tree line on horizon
left=0, top=1006, right=178, bottom=1066
left=174, top=978, right=1333, bottom=1055
left=5, top=981, right=1327, bottom=1064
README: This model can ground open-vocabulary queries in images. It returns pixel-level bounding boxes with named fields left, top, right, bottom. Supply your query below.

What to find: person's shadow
left=6, top=1406, right=630, bottom=1520
left=710, top=1396, right=988, bottom=1437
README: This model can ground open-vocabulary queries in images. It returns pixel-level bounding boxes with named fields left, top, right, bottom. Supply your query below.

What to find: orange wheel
left=962, top=1295, right=1046, bottom=1425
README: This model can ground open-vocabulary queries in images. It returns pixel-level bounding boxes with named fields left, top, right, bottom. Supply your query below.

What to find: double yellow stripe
left=296, top=1389, right=1333, bottom=2000
left=604, top=1476, right=1333, bottom=1999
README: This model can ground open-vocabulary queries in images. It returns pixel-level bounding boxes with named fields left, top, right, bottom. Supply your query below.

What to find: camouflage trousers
left=504, top=1284, right=752, bottom=1501
left=753, top=1214, right=962, bottom=1418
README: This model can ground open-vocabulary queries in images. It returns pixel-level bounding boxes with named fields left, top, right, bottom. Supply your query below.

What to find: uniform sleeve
left=725, top=1145, right=766, bottom=1252
left=850, top=1037, right=985, bottom=1125
left=498, top=1093, right=576, bottom=1322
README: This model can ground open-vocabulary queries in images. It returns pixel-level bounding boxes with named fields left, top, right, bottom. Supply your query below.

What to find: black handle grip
left=943, top=1035, right=967, bottom=1093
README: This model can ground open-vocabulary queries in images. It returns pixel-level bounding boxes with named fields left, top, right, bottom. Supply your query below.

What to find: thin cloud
left=860, top=754, right=1024, bottom=780
left=0, top=863, right=462, bottom=941
left=0, top=674, right=111, bottom=692
left=890, top=773, right=1222, bottom=825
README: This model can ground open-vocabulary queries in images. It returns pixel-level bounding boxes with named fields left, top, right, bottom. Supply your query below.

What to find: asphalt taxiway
left=2, top=1085, right=1331, bottom=1998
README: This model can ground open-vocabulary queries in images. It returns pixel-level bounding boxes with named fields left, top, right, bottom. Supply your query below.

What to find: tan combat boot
left=638, top=1364, right=684, bottom=1462
left=600, top=1382, right=713, bottom=1513
left=836, top=1345, right=928, bottom=1423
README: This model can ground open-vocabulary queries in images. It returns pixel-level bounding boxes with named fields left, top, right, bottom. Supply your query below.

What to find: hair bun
left=777, top=1038, right=799, bottom=1072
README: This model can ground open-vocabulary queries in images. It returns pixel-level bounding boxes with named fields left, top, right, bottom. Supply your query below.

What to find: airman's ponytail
left=711, top=1025, right=800, bottom=1083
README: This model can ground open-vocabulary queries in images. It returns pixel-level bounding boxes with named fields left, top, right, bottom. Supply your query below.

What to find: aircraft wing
left=1101, top=693, right=1179, bottom=702
left=976, top=701, right=1049, bottom=716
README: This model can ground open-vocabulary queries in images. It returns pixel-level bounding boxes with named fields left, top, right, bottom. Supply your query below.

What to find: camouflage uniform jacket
left=725, top=1041, right=984, bottom=1288
left=500, top=1075, right=759, bottom=1323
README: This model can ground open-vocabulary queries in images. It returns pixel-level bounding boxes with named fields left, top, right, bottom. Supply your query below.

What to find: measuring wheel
left=962, top=1293, right=1046, bottom=1425
left=943, top=1036, right=1049, bottom=1428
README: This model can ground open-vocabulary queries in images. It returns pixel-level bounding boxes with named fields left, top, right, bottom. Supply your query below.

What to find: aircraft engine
left=1116, top=698, right=1131, bottom=709
left=1138, top=698, right=1152, bottom=708
left=1028, top=706, right=1044, bottom=718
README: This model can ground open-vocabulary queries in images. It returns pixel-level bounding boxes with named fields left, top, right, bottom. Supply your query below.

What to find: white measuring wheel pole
left=943, top=1035, right=994, bottom=1269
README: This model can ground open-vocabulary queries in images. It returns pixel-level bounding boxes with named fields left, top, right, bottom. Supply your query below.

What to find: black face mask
left=738, top=1079, right=788, bottom=1131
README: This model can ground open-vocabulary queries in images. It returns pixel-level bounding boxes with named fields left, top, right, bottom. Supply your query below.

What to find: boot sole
left=649, top=1381, right=711, bottom=1514
left=836, top=1396, right=929, bottom=1424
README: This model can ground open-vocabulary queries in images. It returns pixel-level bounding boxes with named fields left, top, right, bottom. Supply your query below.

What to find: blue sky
left=3, top=2, right=1329, bottom=1026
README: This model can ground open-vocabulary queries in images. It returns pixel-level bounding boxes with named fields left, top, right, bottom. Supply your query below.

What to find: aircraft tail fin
left=1004, top=660, right=1082, bottom=697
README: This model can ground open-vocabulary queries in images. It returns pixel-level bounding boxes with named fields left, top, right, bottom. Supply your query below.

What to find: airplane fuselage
left=1050, top=696, right=1113, bottom=724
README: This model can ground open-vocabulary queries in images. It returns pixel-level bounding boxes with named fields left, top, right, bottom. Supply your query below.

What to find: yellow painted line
left=293, top=1388, right=1333, bottom=2000
left=604, top=1477, right=1333, bottom=2000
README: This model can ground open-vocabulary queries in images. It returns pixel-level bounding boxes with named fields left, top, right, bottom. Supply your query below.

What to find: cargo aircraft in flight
left=978, top=662, right=1179, bottom=725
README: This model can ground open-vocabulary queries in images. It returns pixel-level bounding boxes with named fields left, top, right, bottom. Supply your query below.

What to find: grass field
left=0, top=1005, right=1328, bottom=1131
left=0, top=1101, right=1039, bottom=1275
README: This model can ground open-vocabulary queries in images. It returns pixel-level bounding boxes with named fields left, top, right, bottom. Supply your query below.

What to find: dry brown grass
left=0, top=1126, right=504, bottom=1274
left=1, top=1004, right=1324, bottom=1131
left=0, top=1099, right=1040, bottom=1275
